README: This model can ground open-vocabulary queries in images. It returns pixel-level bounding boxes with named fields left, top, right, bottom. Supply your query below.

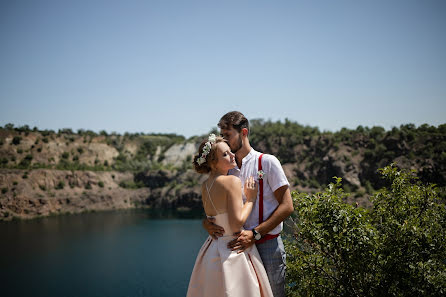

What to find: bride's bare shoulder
left=218, top=175, right=241, bottom=188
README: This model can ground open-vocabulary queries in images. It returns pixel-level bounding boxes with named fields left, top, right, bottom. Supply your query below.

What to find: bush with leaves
left=371, top=165, right=446, bottom=296
left=285, top=165, right=446, bottom=297
left=12, top=136, right=21, bottom=145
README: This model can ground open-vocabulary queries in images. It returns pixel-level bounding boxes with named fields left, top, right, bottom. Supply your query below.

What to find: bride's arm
left=226, top=176, right=258, bottom=231
left=239, top=176, right=258, bottom=224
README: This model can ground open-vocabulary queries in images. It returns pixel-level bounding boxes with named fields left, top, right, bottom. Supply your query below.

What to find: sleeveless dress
left=186, top=181, right=273, bottom=297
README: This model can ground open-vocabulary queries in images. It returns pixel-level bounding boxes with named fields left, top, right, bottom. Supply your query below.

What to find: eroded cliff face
left=0, top=130, right=203, bottom=220
left=0, top=131, right=119, bottom=168
left=0, top=169, right=149, bottom=220
left=1, top=125, right=444, bottom=220
left=0, top=168, right=207, bottom=220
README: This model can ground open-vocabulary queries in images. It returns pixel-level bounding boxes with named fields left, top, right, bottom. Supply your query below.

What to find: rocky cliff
left=0, top=129, right=204, bottom=220
left=1, top=122, right=445, bottom=221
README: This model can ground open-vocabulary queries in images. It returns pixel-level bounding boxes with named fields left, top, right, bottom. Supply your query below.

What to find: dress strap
left=205, top=177, right=219, bottom=215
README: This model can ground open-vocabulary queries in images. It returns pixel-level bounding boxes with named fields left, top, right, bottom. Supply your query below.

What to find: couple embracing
left=187, top=111, right=294, bottom=297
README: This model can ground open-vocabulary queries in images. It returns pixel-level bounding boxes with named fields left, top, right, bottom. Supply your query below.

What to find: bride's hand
left=244, top=176, right=258, bottom=202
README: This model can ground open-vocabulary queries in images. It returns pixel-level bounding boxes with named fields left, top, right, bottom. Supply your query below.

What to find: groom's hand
left=203, top=217, right=225, bottom=240
left=228, top=230, right=255, bottom=253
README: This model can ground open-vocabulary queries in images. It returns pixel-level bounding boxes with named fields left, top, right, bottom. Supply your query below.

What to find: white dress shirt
left=228, top=148, right=289, bottom=235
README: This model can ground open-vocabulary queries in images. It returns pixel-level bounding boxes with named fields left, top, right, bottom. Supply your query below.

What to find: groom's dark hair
left=218, top=111, right=249, bottom=134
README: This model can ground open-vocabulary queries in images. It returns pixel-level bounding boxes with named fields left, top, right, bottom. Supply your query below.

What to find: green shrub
left=55, top=181, right=65, bottom=190
left=343, top=183, right=352, bottom=193
left=285, top=165, right=446, bottom=296
left=119, top=180, right=145, bottom=189
left=286, top=178, right=376, bottom=296
left=61, top=152, right=69, bottom=159
left=354, top=189, right=366, bottom=198
left=12, top=136, right=21, bottom=145
left=1, top=187, right=7, bottom=194
left=370, top=165, right=446, bottom=296
left=18, top=154, right=33, bottom=168
left=58, top=128, right=74, bottom=135
left=308, top=178, right=321, bottom=189
left=98, top=181, right=104, bottom=188
left=364, top=180, right=374, bottom=194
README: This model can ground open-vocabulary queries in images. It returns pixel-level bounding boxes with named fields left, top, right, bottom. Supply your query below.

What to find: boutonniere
left=257, top=170, right=265, bottom=180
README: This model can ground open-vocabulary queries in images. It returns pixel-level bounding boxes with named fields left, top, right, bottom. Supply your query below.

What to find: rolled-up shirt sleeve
left=264, top=154, right=289, bottom=192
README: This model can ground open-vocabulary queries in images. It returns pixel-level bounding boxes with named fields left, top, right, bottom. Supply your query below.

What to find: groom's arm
left=255, top=185, right=293, bottom=236
left=227, top=185, right=293, bottom=252
left=228, top=154, right=294, bottom=252
left=256, top=155, right=294, bottom=236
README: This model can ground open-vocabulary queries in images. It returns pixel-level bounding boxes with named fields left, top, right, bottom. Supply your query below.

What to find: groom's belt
left=256, top=233, right=279, bottom=245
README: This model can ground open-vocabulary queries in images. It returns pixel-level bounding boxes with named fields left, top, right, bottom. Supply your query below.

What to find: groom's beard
left=231, top=135, right=243, bottom=154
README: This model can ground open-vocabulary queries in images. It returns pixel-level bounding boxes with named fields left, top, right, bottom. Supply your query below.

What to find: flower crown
left=197, top=133, right=217, bottom=165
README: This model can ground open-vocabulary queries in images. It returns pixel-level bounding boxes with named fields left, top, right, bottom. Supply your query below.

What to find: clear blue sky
left=1, top=0, right=445, bottom=138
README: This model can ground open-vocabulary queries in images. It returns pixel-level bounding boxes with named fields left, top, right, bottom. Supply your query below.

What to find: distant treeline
left=249, top=119, right=446, bottom=189
left=0, top=123, right=185, bottom=139
left=1, top=120, right=445, bottom=197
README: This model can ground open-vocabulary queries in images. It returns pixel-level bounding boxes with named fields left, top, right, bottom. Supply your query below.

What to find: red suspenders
left=256, top=153, right=279, bottom=245
left=258, top=154, right=264, bottom=225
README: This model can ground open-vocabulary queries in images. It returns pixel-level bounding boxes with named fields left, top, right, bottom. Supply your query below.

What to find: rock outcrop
left=1, top=122, right=444, bottom=221
left=0, top=169, right=149, bottom=220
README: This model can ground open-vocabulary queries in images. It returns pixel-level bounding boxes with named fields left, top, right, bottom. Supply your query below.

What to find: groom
left=203, top=111, right=294, bottom=297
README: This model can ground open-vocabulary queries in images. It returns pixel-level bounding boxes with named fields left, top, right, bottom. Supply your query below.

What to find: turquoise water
left=0, top=209, right=208, bottom=297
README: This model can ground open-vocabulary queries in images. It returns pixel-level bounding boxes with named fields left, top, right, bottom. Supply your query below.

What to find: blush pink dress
left=186, top=184, right=273, bottom=297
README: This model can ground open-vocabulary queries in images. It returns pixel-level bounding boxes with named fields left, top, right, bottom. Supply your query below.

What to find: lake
left=0, top=209, right=208, bottom=297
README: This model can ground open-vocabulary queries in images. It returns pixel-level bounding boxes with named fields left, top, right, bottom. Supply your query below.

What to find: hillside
left=249, top=120, right=446, bottom=197
left=0, top=122, right=445, bottom=220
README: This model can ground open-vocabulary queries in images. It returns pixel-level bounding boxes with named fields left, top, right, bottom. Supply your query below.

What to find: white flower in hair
left=196, top=133, right=218, bottom=166
left=208, top=133, right=217, bottom=143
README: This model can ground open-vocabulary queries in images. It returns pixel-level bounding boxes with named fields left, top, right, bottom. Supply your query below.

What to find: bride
left=187, top=134, right=273, bottom=297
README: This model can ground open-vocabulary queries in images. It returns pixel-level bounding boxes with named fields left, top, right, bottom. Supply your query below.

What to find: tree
left=12, top=136, right=22, bottom=145
left=4, top=123, right=14, bottom=130
left=285, top=165, right=446, bottom=296
left=370, top=165, right=446, bottom=296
